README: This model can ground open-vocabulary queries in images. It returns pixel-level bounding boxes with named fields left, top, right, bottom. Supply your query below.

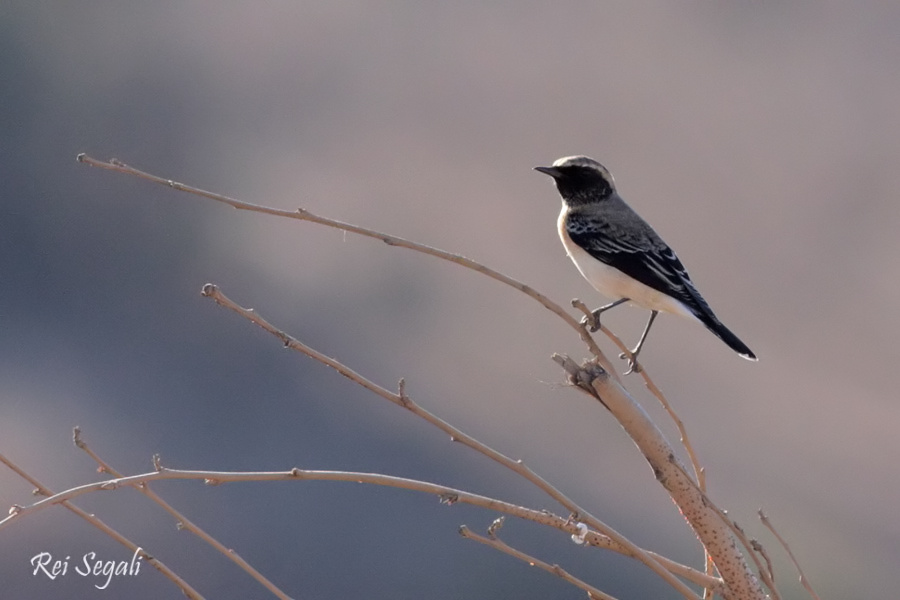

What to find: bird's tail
left=697, top=313, right=757, bottom=361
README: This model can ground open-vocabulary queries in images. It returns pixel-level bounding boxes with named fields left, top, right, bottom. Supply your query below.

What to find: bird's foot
left=619, top=350, right=643, bottom=375
left=573, top=298, right=631, bottom=333
left=579, top=309, right=603, bottom=333
left=571, top=299, right=603, bottom=332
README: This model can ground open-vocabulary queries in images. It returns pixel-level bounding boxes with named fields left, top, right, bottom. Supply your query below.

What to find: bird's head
left=534, top=155, right=616, bottom=205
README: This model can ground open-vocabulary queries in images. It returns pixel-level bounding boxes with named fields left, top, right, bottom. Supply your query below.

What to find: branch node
left=438, top=493, right=459, bottom=506
left=487, top=516, right=505, bottom=538
left=152, top=454, right=163, bottom=472
left=397, top=378, right=411, bottom=406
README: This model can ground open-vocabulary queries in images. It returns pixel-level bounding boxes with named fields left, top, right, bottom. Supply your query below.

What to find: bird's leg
left=621, top=310, right=658, bottom=375
left=582, top=297, right=629, bottom=332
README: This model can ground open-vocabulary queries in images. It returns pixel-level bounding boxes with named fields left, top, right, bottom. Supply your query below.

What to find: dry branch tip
left=73, top=426, right=85, bottom=448
left=759, top=510, right=821, bottom=600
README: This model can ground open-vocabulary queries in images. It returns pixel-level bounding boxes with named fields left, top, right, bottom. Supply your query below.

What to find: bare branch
left=0, top=452, right=204, bottom=599
left=0, top=466, right=547, bottom=528
left=584, top=536, right=726, bottom=596
left=73, top=428, right=291, bottom=600
left=459, top=525, right=620, bottom=600
left=199, top=283, right=700, bottom=599
left=74, top=154, right=773, bottom=600
left=76, top=154, right=615, bottom=371
left=8, top=445, right=720, bottom=592
left=578, top=327, right=724, bottom=599
left=553, top=354, right=768, bottom=600
left=668, top=466, right=779, bottom=600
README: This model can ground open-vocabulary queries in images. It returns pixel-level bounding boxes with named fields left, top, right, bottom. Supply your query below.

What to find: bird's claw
left=619, top=351, right=643, bottom=375
left=579, top=310, right=602, bottom=333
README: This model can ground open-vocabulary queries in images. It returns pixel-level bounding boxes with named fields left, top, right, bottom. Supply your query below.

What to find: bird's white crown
left=552, top=155, right=615, bottom=185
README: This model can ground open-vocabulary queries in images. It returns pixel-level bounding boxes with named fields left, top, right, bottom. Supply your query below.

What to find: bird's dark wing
left=566, top=211, right=757, bottom=360
left=565, top=212, right=715, bottom=319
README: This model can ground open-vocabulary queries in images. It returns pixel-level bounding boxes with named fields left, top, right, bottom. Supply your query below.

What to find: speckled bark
left=570, top=359, right=768, bottom=600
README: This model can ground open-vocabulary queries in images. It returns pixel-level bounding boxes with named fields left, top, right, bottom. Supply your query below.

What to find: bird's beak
left=534, top=165, right=561, bottom=178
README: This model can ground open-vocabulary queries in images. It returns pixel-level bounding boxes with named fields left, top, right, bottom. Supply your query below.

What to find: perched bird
left=535, top=155, right=756, bottom=371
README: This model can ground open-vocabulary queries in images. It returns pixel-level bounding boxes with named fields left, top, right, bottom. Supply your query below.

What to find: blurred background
left=2, top=3, right=899, bottom=598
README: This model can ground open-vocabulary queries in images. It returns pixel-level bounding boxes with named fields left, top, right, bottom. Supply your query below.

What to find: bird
left=535, top=155, right=756, bottom=372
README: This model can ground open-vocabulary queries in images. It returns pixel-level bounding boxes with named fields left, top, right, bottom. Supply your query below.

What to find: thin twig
left=73, top=428, right=292, bottom=600
left=459, top=525, right=619, bottom=600
left=638, top=373, right=704, bottom=487
left=199, top=284, right=700, bottom=599
left=0, top=466, right=549, bottom=527
left=75, top=154, right=614, bottom=373
left=750, top=539, right=776, bottom=588
left=0, top=452, right=204, bottom=599
left=759, top=511, right=821, bottom=600
left=581, top=535, right=724, bottom=594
